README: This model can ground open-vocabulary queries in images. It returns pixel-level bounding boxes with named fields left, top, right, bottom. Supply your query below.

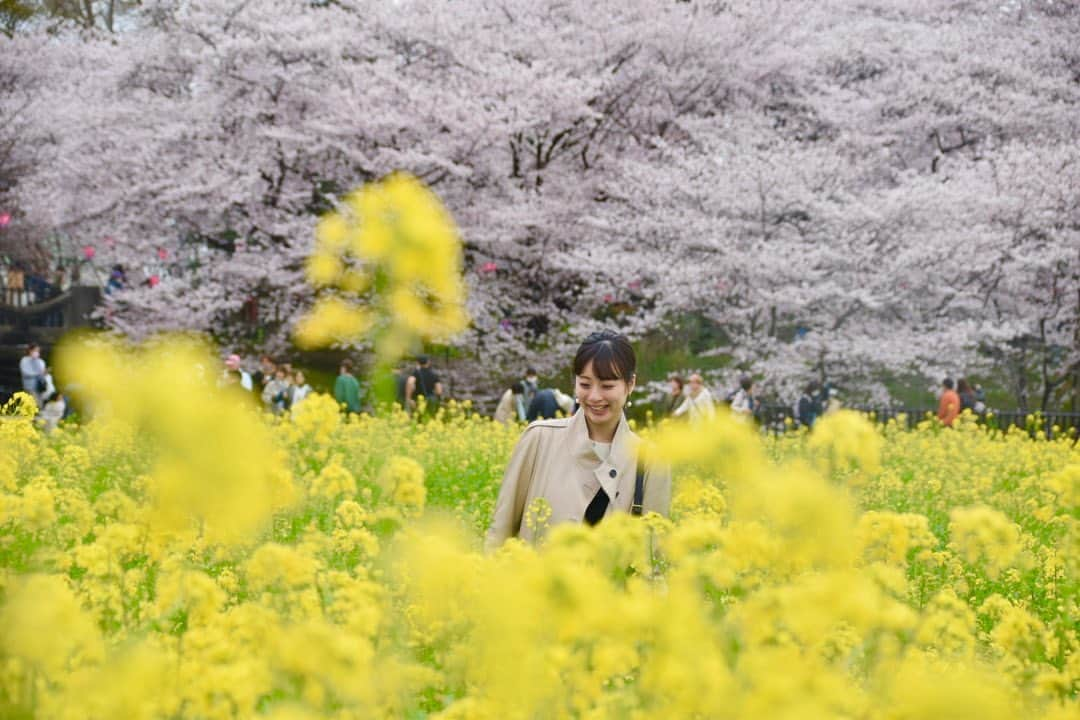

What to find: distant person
left=659, top=375, right=685, bottom=417
left=106, top=264, right=126, bottom=294
left=823, top=385, right=842, bottom=415
left=262, top=367, right=291, bottom=414
left=37, top=391, right=66, bottom=432
left=957, top=378, right=980, bottom=414
left=937, top=378, right=960, bottom=427
left=252, top=355, right=275, bottom=389
left=290, top=370, right=313, bottom=408
left=6, top=263, right=26, bottom=304
left=393, top=361, right=411, bottom=407
left=673, top=373, right=716, bottom=421
left=494, top=382, right=527, bottom=425
left=522, top=367, right=540, bottom=408
left=19, top=344, right=47, bottom=407
left=526, top=388, right=575, bottom=421
left=795, top=381, right=823, bottom=428
left=973, top=384, right=987, bottom=414
left=406, top=355, right=443, bottom=415
left=334, top=359, right=362, bottom=414
left=729, top=375, right=758, bottom=419
left=25, top=267, right=49, bottom=304
left=223, top=354, right=253, bottom=391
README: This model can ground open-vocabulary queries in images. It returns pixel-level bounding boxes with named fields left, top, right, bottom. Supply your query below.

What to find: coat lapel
left=568, top=409, right=640, bottom=512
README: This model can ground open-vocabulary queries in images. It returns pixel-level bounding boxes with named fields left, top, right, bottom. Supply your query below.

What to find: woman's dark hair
left=739, top=374, right=754, bottom=391
left=510, top=381, right=525, bottom=395
left=670, top=375, right=684, bottom=391
left=957, top=377, right=973, bottom=394
left=573, top=330, right=636, bottom=381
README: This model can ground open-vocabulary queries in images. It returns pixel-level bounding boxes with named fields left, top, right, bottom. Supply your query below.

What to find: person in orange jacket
left=937, top=377, right=961, bottom=427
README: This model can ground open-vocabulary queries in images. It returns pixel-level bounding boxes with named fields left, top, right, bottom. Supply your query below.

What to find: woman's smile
left=585, top=402, right=611, bottom=418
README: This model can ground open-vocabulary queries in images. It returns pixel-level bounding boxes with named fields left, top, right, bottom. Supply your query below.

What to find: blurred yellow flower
left=296, top=172, right=468, bottom=363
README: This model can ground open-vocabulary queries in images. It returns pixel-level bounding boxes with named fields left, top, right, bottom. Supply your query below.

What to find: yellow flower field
left=0, top=345, right=1077, bottom=719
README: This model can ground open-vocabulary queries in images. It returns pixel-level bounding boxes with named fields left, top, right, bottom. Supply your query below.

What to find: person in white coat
left=493, top=382, right=527, bottom=425
left=673, top=373, right=716, bottom=422
left=487, top=331, right=671, bottom=548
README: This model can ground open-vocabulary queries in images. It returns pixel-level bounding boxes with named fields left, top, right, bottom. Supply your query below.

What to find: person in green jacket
left=334, top=359, right=362, bottom=414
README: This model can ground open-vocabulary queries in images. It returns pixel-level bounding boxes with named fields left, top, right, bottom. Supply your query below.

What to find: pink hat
left=225, top=354, right=242, bottom=370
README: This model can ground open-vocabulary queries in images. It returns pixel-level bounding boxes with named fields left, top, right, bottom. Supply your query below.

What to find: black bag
left=35, top=376, right=47, bottom=394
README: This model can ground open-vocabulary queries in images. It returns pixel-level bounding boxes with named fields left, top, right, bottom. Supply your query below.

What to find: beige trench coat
left=486, top=409, right=671, bottom=548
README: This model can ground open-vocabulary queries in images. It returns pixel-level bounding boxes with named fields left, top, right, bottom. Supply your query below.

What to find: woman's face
left=575, top=360, right=634, bottom=427
left=670, top=379, right=682, bottom=394
left=688, top=376, right=703, bottom=396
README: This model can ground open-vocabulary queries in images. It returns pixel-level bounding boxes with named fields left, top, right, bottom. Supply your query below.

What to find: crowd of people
left=221, top=353, right=314, bottom=414
left=656, top=373, right=775, bottom=426
left=11, top=338, right=993, bottom=435
left=222, top=352, right=450, bottom=418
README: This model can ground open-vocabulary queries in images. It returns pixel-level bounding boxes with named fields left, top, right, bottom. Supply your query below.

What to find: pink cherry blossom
left=5, top=0, right=1077, bottom=408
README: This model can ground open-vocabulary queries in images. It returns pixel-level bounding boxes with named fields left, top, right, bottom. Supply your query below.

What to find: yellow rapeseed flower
left=296, top=172, right=468, bottom=363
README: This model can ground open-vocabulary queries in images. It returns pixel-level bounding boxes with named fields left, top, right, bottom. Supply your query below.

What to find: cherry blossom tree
left=9, top=0, right=1080, bottom=405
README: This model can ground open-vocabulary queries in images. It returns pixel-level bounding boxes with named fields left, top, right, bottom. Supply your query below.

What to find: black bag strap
left=632, top=458, right=646, bottom=516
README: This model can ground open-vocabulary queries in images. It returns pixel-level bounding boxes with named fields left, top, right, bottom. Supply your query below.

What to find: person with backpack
left=406, top=355, right=443, bottom=416
left=525, top=387, right=575, bottom=422
left=729, top=375, right=759, bottom=420
left=486, top=330, right=671, bottom=548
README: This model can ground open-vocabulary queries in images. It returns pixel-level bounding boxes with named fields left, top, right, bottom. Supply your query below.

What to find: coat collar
left=567, top=408, right=638, bottom=465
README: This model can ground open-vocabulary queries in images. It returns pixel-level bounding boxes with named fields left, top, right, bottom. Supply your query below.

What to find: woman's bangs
left=585, top=345, right=623, bottom=381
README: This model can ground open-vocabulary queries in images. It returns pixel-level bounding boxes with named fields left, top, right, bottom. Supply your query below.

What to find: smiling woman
left=485, top=331, right=671, bottom=549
